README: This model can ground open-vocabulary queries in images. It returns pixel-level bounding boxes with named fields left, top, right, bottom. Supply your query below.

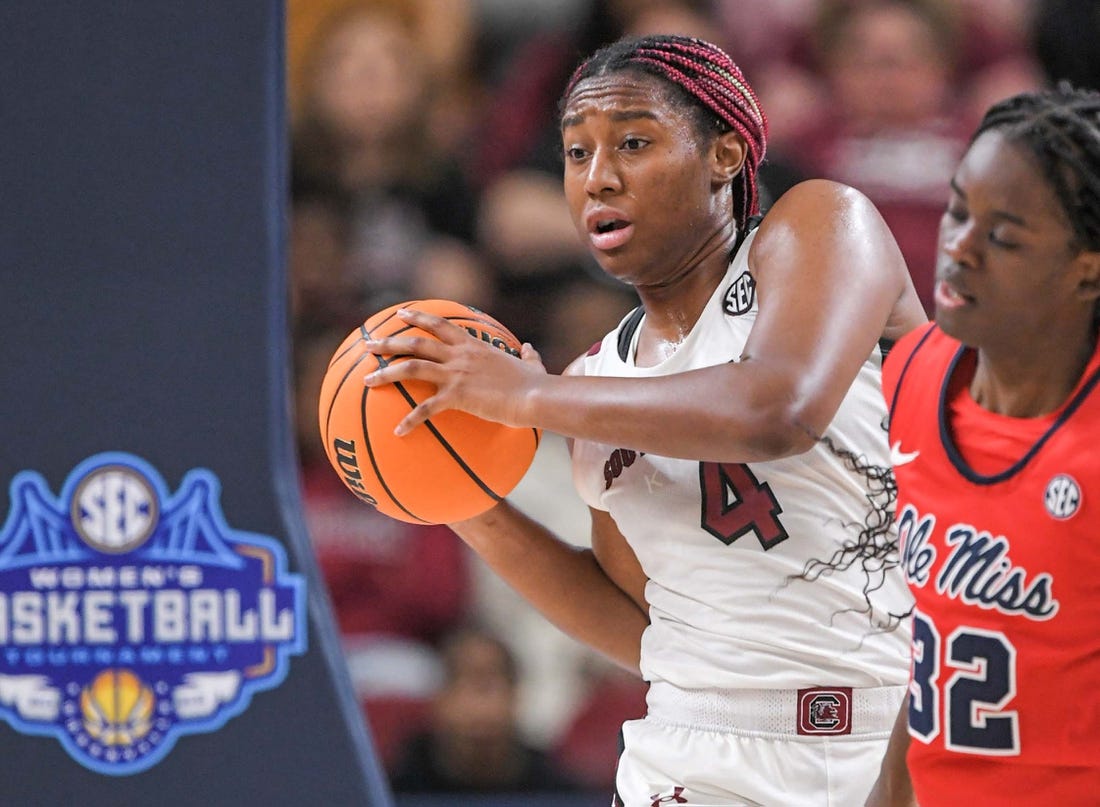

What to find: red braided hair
left=562, top=34, right=769, bottom=226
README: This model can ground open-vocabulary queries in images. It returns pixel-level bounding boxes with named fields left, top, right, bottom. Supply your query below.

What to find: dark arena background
left=0, top=3, right=392, bottom=804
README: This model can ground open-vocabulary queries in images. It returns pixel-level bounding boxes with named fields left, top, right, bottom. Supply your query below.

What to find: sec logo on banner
left=0, top=453, right=307, bottom=776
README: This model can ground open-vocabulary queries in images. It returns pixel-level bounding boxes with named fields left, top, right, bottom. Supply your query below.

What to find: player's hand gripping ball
left=318, top=299, right=541, bottom=524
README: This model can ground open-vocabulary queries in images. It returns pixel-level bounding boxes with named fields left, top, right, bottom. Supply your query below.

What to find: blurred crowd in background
left=286, top=0, right=1100, bottom=795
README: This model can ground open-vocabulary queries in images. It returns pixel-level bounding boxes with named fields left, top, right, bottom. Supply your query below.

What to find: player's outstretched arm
left=864, top=700, right=916, bottom=807
left=449, top=501, right=649, bottom=673
left=365, top=181, right=926, bottom=463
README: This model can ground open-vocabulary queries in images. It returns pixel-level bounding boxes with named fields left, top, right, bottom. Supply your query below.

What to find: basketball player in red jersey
left=866, top=86, right=1100, bottom=806
left=364, top=34, right=927, bottom=804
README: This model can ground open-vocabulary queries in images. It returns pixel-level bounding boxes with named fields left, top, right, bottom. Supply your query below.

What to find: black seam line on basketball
left=329, top=328, right=370, bottom=367
left=324, top=349, right=377, bottom=449
left=332, top=337, right=364, bottom=366
left=391, top=380, right=505, bottom=502
left=360, top=383, right=431, bottom=523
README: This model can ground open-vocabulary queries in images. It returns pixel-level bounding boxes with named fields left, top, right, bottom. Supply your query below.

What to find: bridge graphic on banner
left=0, top=452, right=307, bottom=776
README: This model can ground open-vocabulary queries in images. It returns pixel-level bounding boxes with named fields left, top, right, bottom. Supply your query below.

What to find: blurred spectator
left=551, top=660, right=648, bottom=790
left=288, top=175, right=361, bottom=340
left=540, top=279, right=642, bottom=374
left=791, top=0, right=972, bottom=315
left=713, top=0, right=820, bottom=77
left=768, top=0, right=1040, bottom=315
left=388, top=625, right=582, bottom=794
left=291, top=1, right=493, bottom=322
left=954, top=0, right=1039, bottom=78
left=953, top=0, right=1044, bottom=132
left=294, top=328, right=473, bottom=769
left=287, top=0, right=477, bottom=135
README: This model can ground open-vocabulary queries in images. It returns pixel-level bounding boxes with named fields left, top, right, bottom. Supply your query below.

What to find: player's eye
left=944, top=202, right=966, bottom=223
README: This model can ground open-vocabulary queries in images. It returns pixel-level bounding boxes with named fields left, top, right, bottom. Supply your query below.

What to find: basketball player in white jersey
left=363, top=34, right=927, bottom=806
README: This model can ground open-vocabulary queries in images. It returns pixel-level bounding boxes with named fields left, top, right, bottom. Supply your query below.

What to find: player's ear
left=711, top=131, right=747, bottom=186
left=1073, top=247, right=1100, bottom=304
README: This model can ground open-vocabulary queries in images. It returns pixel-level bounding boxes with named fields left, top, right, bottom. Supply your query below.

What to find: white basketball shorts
left=613, top=683, right=905, bottom=806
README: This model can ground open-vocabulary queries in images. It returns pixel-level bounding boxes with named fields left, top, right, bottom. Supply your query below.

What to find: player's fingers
left=393, top=397, right=440, bottom=436
left=519, top=342, right=544, bottom=365
left=394, top=307, right=468, bottom=344
left=363, top=357, right=443, bottom=388
left=362, top=335, right=449, bottom=362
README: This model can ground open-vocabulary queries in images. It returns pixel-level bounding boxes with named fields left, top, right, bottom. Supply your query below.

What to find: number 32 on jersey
left=909, top=609, right=1021, bottom=755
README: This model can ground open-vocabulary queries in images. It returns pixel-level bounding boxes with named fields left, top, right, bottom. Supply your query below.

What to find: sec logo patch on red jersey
left=1044, top=474, right=1081, bottom=520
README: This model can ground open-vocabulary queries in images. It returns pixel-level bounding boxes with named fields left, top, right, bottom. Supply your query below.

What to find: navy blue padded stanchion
left=0, top=2, right=393, bottom=804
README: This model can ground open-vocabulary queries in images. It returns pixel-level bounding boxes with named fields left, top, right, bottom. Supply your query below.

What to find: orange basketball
left=317, top=299, right=541, bottom=525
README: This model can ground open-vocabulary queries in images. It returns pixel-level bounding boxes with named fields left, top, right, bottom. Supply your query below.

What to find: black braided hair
left=976, top=84, right=1100, bottom=253
left=789, top=433, right=910, bottom=633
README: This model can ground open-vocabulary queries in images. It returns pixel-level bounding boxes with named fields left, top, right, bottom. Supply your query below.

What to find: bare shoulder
left=751, top=180, right=906, bottom=281
left=753, top=179, right=896, bottom=253
left=748, top=179, right=927, bottom=336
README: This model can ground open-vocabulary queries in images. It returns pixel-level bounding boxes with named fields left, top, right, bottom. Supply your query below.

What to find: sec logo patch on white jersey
left=722, top=271, right=755, bottom=315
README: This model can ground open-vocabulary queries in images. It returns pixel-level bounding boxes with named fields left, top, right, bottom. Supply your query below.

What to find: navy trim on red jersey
left=935, top=336, right=1100, bottom=485
left=887, top=324, right=939, bottom=420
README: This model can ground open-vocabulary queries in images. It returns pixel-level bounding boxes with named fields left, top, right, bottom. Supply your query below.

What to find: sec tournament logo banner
left=0, top=452, right=307, bottom=776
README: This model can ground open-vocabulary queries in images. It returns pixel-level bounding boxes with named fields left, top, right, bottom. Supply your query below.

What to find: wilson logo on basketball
left=462, top=325, right=521, bottom=357
left=331, top=438, right=379, bottom=506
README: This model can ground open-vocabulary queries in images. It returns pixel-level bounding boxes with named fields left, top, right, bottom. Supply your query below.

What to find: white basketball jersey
left=572, top=229, right=911, bottom=689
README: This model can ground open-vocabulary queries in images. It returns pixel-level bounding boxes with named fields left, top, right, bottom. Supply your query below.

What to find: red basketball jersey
left=884, top=324, right=1100, bottom=805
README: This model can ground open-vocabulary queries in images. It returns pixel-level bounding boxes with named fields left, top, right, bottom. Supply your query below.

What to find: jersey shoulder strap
left=616, top=306, right=646, bottom=362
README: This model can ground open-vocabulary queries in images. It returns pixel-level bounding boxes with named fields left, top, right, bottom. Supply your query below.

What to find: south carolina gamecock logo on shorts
left=0, top=453, right=306, bottom=775
left=797, top=687, right=853, bottom=736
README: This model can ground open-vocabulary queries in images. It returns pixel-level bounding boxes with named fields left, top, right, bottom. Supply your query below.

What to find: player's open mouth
left=935, top=278, right=974, bottom=310
left=589, top=219, right=634, bottom=250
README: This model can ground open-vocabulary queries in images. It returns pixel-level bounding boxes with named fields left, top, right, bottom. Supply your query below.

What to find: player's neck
left=633, top=250, right=731, bottom=366
left=972, top=332, right=1098, bottom=418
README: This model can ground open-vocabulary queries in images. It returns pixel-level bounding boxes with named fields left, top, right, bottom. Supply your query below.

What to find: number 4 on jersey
left=699, top=462, right=789, bottom=549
